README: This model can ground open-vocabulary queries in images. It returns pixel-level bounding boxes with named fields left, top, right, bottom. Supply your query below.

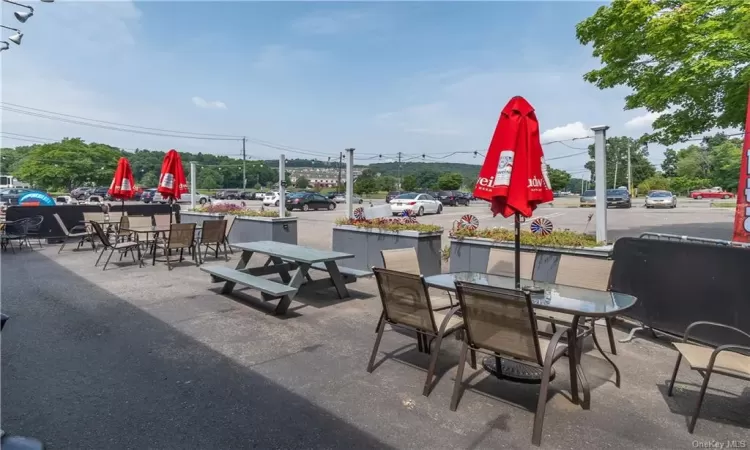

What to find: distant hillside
left=366, top=161, right=481, bottom=182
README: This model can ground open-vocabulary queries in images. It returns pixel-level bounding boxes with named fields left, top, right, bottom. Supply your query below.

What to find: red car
left=690, top=188, right=735, bottom=200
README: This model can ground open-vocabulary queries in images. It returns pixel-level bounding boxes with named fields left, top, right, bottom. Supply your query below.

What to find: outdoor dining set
left=52, top=211, right=235, bottom=271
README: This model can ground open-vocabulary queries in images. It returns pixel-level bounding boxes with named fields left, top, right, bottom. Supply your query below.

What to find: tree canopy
left=576, top=0, right=750, bottom=144
left=584, top=136, right=656, bottom=188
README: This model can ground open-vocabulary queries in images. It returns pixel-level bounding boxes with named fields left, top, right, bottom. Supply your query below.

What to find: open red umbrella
left=158, top=149, right=188, bottom=201
left=108, top=157, right=136, bottom=211
left=474, top=96, right=554, bottom=286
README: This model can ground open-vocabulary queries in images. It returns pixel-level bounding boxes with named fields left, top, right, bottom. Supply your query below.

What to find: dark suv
left=437, top=190, right=469, bottom=206
left=606, top=189, right=632, bottom=208
left=385, top=191, right=402, bottom=203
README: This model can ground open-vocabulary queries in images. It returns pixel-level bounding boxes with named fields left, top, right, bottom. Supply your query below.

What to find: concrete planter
left=181, top=212, right=297, bottom=245
left=449, top=236, right=613, bottom=283
left=332, top=225, right=443, bottom=275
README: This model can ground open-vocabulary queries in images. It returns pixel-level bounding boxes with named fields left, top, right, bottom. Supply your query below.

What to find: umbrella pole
left=514, top=212, right=521, bottom=289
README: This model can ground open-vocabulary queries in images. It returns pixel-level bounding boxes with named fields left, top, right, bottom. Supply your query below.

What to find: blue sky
left=1, top=1, right=667, bottom=177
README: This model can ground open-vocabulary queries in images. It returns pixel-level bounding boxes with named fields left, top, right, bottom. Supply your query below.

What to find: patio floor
left=2, top=246, right=748, bottom=449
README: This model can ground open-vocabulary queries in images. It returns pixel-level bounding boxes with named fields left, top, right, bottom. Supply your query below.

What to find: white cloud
left=192, top=97, right=227, bottom=110
left=540, top=122, right=590, bottom=142
left=624, top=111, right=663, bottom=129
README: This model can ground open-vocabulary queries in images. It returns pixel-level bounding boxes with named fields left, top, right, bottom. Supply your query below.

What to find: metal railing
left=639, top=232, right=750, bottom=249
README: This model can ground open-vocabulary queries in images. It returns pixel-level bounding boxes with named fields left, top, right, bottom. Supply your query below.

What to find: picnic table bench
left=201, top=241, right=367, bottom=315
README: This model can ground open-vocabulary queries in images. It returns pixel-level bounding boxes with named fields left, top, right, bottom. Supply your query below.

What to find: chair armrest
left=706, top=345, right=750, bottom=375
left=69, top=224, right=88, bottom=233
left=683, top=321, right=750, bottom=343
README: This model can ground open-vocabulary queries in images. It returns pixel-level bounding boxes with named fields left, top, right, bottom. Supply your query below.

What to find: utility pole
left=628, top=144, right=633, bottom=195
left=337, top=152, right=343, bottom=192
left=242, top=137, right=247, bottom=190
left=613, top=159, right=618, bottom=189
left=397, top=151, right=402, bottom=189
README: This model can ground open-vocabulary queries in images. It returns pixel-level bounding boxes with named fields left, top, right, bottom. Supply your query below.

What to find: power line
left=0, top=102, right=243, bottom=139
left=0, top=102, right=339, bottom=157
left=1, top=131, right=56, bottom=142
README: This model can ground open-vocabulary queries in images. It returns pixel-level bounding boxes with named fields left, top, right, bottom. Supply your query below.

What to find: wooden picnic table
left=201, top=241, right=369, bottom=315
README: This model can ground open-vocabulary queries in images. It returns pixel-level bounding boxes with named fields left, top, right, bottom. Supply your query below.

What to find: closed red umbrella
left=108, top=157, right=136, bottom=211
left=109, top=157, right=136, bottom=199
left=474, top=96, right=554, bottom=286
left=157, top=149, right=188, bottom=201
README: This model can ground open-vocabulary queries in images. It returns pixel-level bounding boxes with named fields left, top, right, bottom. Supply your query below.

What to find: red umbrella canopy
left=474, top=96, right=554, bottom=218
left=108, top=157, right=136, bottom=199
left=157, top=149, right=188, bottom=200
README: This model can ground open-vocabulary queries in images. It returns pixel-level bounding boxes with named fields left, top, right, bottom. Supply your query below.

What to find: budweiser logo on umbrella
left=473, top=96, right=554, bottom=287
left=158, top=149, right=188, bottom=202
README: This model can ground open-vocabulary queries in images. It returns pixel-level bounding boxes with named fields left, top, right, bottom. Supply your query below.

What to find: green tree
left=584, top=136, right=656, bottom=188
left=14, top=138, right=121, bottom=190
left=377, top=175, right=396, bottom=192
left=637, top=174, right=671, bottom=194
left=197, top=167, right=222, bottom=190
left=437, top=172, right=463, bottom=190
left=353, top=169, right=378, bottom=195
left=670, top=176, right=712, bottom=196
left=547, top=168, right=571, bottom=192
left=296, top=176, right=310, bottom=189
left=661, top=149, right=679, bottom=177
left=415, top=169, right=440, bottom=190
left=576, top=0, right=750, bottom=145
left=675, top=145, right=711, bottom=179
left=401, top=174, right=418, bottom=191
left=139, top=171, right=159, bottom=188
left=709, top=142, right=743, bottom=191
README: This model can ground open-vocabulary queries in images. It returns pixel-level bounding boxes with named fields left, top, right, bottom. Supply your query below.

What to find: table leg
left=286, top=263, right=310, bottom=300
left=323, top=260, right=350, bottom=299
left=234, top=251, right=253, bottom=270
left=568, top=316, right=580, bottom=404
left=269, top=256, right=292, bottom=283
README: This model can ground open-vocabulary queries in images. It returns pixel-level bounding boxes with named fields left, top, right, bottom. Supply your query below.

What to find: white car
left=262, top=191, right=281, bottom=206
left=333, top=194, right=363, bottom=204
left=176, top=192, right=210, bottom=205
left=390, top=193, right=443, bottom=216
left=55, top=195, right=78, bottom=205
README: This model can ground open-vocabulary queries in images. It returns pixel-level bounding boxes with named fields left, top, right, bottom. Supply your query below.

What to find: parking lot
left=243, top=196, right=737, bottom=250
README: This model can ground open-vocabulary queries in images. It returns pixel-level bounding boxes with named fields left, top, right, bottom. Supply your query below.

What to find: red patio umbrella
left=108, top=157, right=136, bottom=211
left=158, top=149, right=188, bottom=202
left=474, top=96, right=554, bottom=287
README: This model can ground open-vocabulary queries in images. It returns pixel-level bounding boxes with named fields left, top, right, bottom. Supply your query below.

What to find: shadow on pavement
left=1, top=251, right=391, bottom=450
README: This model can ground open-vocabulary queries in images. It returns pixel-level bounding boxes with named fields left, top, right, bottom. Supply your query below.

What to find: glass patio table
left=423, top=271, right=638, bottom=408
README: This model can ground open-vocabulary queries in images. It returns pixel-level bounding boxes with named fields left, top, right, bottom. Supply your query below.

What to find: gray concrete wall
left=181, top=213, right=297, bottom=245
left=449, top=238, right=612, bottom=282
left=332, top=226, right=443, bottom=275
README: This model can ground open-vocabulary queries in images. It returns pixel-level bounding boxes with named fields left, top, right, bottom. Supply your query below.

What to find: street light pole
left=242, top=137, right=247, bottom=190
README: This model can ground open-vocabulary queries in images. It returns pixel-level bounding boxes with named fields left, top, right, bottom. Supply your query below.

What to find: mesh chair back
left=53, top=213, right=70, bottom=235
left=128, top=216, right=153, bottom=228
left=27, top=215, right=44, bottom=232
left=381, top=248, right=420, bottom=274
left=83, top=212, right=105, bottom=223
left=89, top=221, right=112, bottom=248
left=373, top=267, right=437, bottom=333
left=200, top=220, right=226, bottom=244
left=154, top=214, right=171, bottom=228
left=167, top=223, right=195, bottom=249
left=117, top=215, right=130, bottom=235
left=108, top=212, right=123, bottom=223
left=5, top=218, right=31, bottom=236
left=487, top=248, right=535, bottom=279
left=455, top=281, right=543, bottom=365
left=555, top=255, right=613, bottom=291
left=224, top=215, right=236, bottom=238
